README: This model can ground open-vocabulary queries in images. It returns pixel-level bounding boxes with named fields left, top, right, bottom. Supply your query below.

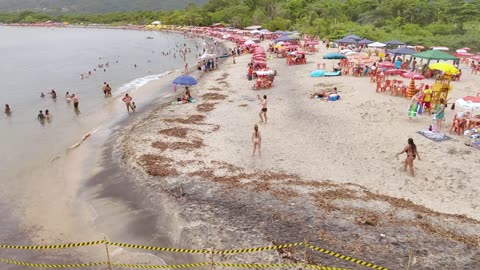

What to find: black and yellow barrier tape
left=215, top=243, right=303, bottom=254
left=107, top=242, right=211, bottom=254
left=0, top=240, right=106, bottom=250
left=107, top=242, right=302, bottom=255
left=112, top=262, right=211, bottom=269
left=0, top=257, right=107, bottom=268
left=213, top=262, right=349, bottom=269
left=306, top=244, right=388, bottom=270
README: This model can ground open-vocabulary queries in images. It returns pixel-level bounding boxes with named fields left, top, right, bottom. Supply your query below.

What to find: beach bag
left=451, top=103, right=455, bottom=110
left=417, top=103, right=423, bottom=115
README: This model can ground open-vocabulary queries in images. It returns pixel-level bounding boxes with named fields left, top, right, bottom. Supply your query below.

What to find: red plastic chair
left=376, top=81, right=382, bottom=92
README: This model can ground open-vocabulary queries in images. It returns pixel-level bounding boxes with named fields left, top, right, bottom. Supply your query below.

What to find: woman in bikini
left=252, top=124, right=262, bottom=157
left=258, top=95, right=267, bottom=124
left=396, top=138, right=421, bottom=176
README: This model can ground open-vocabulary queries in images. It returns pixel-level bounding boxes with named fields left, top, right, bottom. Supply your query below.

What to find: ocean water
left=0, top=26, right=201, bottom=184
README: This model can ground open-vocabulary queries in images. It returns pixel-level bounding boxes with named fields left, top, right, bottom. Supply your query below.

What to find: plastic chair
left=383, top=79, right=392, bottom=92
left=376, top=81, right=383, bottom=92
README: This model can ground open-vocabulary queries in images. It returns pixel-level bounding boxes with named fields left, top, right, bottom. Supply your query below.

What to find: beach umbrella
left=345, top=51, right=358, bottom=56
left=386, top=40, right=406, bottom=46
left=368, top=42, right=387, bottom=48
left=335, top=37, right=357, bottom=44
left=471, top=55, right=480, bottom=61
left=256, top=70, right=274, bottom=76
left=429, top=62, right=459, bottom=75
left=340, top=49, right=353, bottom=54
left=456, top=96, right=480, bottom=112
left=344, top=34, right=362, bottom=40
left=173, top=75, right=198, bottom=86
left=385, top=69, right=407, bottom=75
left=431, top=46, right=449, bottom=51
left=401, top=72, right=424, bottom=80
left=358, top=39, right=374, bottom=45
left=459, top=47, right=471, bottom=51
left=456, top=49, right=468, bottom=53
left=378, top=62, right=395, bottom=69
left=413, top=50, right=459, bottom=61
left=244, top=40, right=255, bottom=45
left=323, top=53, right=346, bottom=59
left=289, top=33, right=301, bottom=39
left=389, top=47, right=416, bottom=55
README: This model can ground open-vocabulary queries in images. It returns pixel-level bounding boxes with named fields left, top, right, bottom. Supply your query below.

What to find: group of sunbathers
left=311, top=87, right=340, bottom=101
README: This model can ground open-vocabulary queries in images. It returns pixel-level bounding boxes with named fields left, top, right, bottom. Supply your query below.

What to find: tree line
left=1, top=0, right=480, bottom=50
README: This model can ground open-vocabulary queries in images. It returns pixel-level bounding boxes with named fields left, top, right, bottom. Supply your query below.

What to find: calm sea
left=0, top=26, right=201, bottom=183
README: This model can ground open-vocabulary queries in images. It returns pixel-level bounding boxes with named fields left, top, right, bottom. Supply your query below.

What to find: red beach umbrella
left=401, top=71, right=425, bottom=80
left=384, top=69, right=407, bottom=75
left=378, top=62, right=395, bottom=68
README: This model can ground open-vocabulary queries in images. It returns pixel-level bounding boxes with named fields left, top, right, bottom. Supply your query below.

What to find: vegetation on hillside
left=0, top=0, right=208, bottom=13
left=1, top=0, right=480, bottom=50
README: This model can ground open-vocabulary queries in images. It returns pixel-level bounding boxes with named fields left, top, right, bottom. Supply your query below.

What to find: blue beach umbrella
left=323, top=53, right=346, bottom=59
left=173, top=75, right=198, bottom=86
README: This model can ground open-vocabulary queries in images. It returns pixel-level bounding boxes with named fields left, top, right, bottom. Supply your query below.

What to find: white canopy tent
left=368, top=42, right=387, bottom=48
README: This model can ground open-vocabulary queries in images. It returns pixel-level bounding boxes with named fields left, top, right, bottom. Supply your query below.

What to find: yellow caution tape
left=306, top=244, right=389, bottom=270
left=0, top=257, right=107, bottom=268
left=0, top=240, right=106, bottom=250
left=215, top=243, right=303, bottom=254
left=112, top=262, right=211, bottom=269
left=107, top=242, right=302, bottom=255
left=214, top=262, right=350, bottom=269
left=107, top=242, right=211, bottom=254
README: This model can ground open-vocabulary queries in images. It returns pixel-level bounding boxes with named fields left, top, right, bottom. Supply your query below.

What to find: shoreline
left=0, top=27, right=213, bottom=267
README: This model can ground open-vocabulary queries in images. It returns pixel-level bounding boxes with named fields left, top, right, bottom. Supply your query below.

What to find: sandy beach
left=115, top=37, right=479, bottom=269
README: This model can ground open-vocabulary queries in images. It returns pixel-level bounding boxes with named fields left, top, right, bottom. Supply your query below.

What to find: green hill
left=0, top=0, right=208, bottom=13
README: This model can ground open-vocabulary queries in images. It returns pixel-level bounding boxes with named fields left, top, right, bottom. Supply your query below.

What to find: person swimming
left=50, top=89, right=57, bottom=99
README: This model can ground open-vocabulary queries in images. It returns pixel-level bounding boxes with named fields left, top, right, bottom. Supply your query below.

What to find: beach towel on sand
left=416, top=130, right=452, bottom=142
left=323, top=71, right=341, bottom=77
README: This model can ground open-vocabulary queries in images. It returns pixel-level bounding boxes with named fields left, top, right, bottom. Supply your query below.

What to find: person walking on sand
left=396, top=138, right=421, bottom=177
left=435, top=98, right=446, bottom=130
left=122, top=94, right=133, bottom=113
left=258, top=95, right=267, bottom=124
left=252, top=124, right=262, bottom=157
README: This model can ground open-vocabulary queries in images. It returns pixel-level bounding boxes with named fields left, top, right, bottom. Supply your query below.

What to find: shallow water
left=0, top=26, right=200, bottom=184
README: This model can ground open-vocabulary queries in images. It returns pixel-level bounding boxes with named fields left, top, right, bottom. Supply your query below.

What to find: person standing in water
left=72, top=94, right=79, bottom=109
left=396, top=138, right=421, bottom=177
left=252, top=124, right=262, bottom=157
left=102, top=82, right=108, bottom=97
left=37, top=110, right=45, bottom=120
left=258, top=95, right=268, bottom=124
left=4, top=104, right=11, bottom=115
left=122, top=94, right=133, bottom=113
